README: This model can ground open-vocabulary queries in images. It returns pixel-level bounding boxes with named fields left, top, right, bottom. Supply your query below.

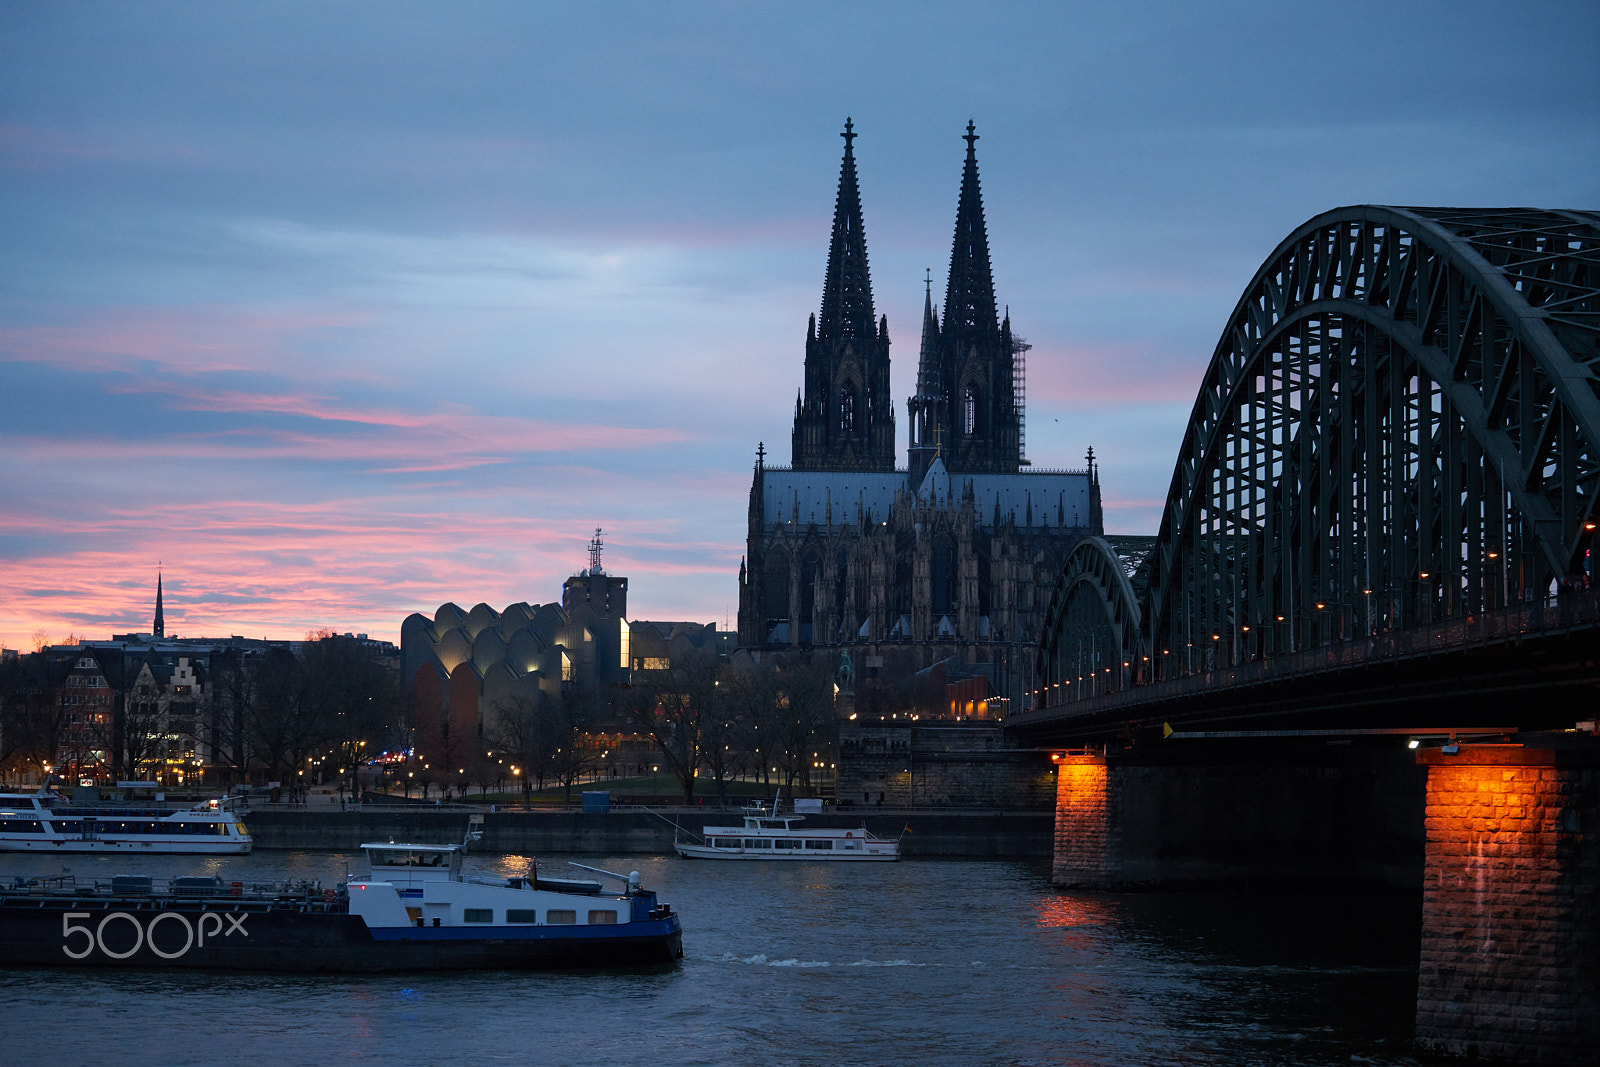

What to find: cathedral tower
left=930, top=121, right=1021, bottom=475
left=791, top=119, right=896, bottom=471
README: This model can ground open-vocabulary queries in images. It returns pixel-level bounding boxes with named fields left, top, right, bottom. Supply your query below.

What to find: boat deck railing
left=0, top=874, right=341, bottom=909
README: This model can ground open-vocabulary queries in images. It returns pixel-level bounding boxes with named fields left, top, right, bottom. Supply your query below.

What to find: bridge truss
left=1037, top=206, right=1599, bottom=704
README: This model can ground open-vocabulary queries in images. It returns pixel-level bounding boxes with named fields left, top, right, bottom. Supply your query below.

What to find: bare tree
left=769, top=653, right=838, bottom=795
left=547, top=684, right=603, bottom=805
left=245, top=647, right=311, bottom=784
left=627, top=646, right=719, bottom=804
left=301, top=635, right=399, bottom=801
left=489, top=694, right=547, bottom=800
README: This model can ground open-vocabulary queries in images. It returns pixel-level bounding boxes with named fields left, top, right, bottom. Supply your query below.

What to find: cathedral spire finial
left=818, top=118, right=876, bottom=343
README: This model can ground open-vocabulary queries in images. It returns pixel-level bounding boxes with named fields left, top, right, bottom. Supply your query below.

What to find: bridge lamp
left=1586, top=522, right=1597, bottom=531
left=1408, top=739, right=1421, bottom=749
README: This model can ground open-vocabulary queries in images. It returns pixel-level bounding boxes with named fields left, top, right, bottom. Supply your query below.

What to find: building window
left=964, top=386, right=978, bottom=435
left=840, top=385, right=856, bottom=433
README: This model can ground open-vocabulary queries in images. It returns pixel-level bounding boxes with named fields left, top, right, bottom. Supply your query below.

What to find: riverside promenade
left=241, top=801, right=1054, bottom=857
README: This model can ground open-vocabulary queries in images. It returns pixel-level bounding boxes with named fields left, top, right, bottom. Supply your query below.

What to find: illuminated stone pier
left=1414, top=743, right=1600, bottom=1064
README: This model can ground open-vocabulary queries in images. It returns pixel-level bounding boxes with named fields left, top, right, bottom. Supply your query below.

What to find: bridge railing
left=1031, top=587, right=1600, bottom=717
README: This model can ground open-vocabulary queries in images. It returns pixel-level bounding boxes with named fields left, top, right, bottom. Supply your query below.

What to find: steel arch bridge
left=1032, top=206, right=1599, bottom=718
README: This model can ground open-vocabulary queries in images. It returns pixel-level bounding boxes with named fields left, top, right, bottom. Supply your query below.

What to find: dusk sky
left=2, top=2, right=1596, bottom=651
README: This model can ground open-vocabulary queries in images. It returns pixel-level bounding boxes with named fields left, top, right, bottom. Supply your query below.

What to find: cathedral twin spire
left=794, top=118, right=1015, bottom=476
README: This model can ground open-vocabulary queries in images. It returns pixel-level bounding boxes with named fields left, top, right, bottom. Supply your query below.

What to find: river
left=0, top=849, right=1423, bottom=1066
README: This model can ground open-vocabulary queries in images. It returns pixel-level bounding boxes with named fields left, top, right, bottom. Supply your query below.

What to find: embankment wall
left=244, top=809, right=1054, bottom=857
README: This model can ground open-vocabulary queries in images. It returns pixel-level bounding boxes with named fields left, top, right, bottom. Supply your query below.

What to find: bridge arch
left=1034, top=536, right=1147, bottom=705
left=1147, top=206, right=1599, bottom=665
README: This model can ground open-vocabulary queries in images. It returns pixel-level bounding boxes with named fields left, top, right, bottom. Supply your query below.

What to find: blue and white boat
left=0, top=817, right=682, bottom=970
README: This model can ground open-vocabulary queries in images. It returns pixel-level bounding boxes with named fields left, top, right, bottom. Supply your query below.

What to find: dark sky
left=2, top=1, right=1596, bottom=646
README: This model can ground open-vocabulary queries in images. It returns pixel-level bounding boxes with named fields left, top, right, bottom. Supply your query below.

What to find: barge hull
left=0, top=901, right=682, bottom=971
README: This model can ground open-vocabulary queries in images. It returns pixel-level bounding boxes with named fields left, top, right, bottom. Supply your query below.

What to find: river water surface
left=0, top=849, right=1423, bottom=1066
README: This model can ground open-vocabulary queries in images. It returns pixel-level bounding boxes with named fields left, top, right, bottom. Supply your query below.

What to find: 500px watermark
left=61, top=910, right=249, bottom=960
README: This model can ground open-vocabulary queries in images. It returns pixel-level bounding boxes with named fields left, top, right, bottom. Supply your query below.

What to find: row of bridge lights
left=1033, top=554, right=1585, bottom=706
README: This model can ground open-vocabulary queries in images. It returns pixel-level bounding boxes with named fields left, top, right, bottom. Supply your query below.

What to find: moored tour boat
left=675, top=796, right=900, bottom=861
left=0, top=818, right=682, bottom=970
left=0, top=786, right=252, bottom=854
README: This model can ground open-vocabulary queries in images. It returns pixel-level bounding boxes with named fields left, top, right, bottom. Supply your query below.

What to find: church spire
left=817, top=118, right=876, bottom=343
left=941, top=120, right=998, bottom=348
left=916, top=269, right=940, bottom=394
left=153, top=568, right=165, bottom=639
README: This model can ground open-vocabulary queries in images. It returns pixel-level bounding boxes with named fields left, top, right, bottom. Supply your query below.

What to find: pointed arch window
left=964, top=385, right=978, bottom=435
left=840, top=384, right=856, bottom=433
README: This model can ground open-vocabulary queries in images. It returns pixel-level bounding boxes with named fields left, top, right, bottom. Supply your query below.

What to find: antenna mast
left=588, top=527, right=604, bottom=574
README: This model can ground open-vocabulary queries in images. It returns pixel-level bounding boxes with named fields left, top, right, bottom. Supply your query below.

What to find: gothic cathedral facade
left=736, top=121, right=1103, bottom=713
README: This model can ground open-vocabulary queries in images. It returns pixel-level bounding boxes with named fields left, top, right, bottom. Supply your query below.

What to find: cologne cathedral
left=736, top=120, right=1103, bottom=712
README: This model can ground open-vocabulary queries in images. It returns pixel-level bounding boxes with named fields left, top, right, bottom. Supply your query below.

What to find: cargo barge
left=0, top=820, right=681, bottom=971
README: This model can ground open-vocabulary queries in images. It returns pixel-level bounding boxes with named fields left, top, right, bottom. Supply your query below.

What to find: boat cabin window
left=841, top=840, right=861, bottom=849
left=759, top=819, right=788, bottom=829
left=462, top=909, right=493, bottom=924
left=368, top=848, right=451, bottom=867
left=774, top=838, right=802, bottom=849
left=506, top=909, right=538, bottom=924
left=587, top=910, right=617, bottom=925
left=742, top=838, right=773, bottom=849
left=712, top=837, right=742, bottom=848
left=0, top=819, right=43, bottom=833
left=547, top=910, right=576, bottom=925
left=805, top=840, right=833, bottom=850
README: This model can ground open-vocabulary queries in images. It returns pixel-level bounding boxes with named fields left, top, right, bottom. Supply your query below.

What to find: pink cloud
left=0, top=307, right=373, bottom=376
left=1028, top=341, right=1205, bottom=407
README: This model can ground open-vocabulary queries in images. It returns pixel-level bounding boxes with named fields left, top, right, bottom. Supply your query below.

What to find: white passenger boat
left=0, top=787, right=252, bottom=854
left=675, top=796, right=900, bottom=861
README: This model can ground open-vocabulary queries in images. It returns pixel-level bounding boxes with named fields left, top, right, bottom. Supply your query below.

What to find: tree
left=769, top=653, right=838, bottom=795
left=628, top=647, right=719, bottom=804
left=546, top=684, right=604, bottom=805
left=301, top=634, right=399, bottom=801
left=244, top=647, right=320, bottom=784
left=0, top=652, right=71, bottom=780
left=489, top=694, right=547, bottom=800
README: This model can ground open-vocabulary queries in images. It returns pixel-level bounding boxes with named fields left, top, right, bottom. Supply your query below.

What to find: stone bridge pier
left=1051, top=737, right=1600, bottom=1064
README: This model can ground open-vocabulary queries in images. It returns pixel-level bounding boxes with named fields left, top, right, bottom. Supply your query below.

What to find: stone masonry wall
left=1052, top=756, right=1117, bottom=888
left=1415, top=746, right=1599, bottom=1064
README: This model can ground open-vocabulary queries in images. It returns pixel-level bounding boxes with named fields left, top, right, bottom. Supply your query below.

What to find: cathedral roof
left=941, top=121, right=999, bottom=350
left=760, top=466, right=1093, bottom=530
left=916, top=455, right=950, bottom=505
left=817, top=118, right=877, bottom=344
